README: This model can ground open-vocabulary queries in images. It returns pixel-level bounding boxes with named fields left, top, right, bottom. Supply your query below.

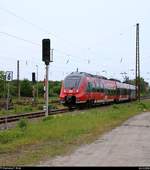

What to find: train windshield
left=64, top=76, right=81, bottom=89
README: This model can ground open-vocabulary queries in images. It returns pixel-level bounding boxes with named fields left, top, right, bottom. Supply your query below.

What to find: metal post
left=6, top=82, right=9, bottom=110
left=17, top=60, right=20, bottom=101
left=32, top=84, right=35, bottom=105
left=4, top=74, right=6, bottom=100
left=36, top=65, right=39, bottom=101
left=45, top=65, right=49, bottom=117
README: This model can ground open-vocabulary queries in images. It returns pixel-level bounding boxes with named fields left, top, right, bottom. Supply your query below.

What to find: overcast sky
left=0, top=0, right=150, bottom=83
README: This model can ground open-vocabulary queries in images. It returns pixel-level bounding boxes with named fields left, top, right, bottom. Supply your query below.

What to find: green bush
left=18, top=118, right=28, bottom=131
left=138, top=102, right=147, bottom=111
left=0, top=131, right=24, bottom=144
left=24, top=106, right=33, bottom=112
left=112, top=104, right=119, bottom=109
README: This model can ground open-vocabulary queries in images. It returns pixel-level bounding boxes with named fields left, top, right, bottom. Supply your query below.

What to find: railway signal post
left=32, top=72, right=36, bottom=105
left=42, top=39, right=52, bottom=117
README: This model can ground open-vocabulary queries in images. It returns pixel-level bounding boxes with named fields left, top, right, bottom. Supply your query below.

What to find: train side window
left=117, top=88, right=120, bottom=95
left=92, top=82, right=97, bottom=92
left=105, top=88, right=108, bottom=95
left=87, top=82, right=93, bottom=92
left=96, top=82, right=100, bottom=92
left=110, top=89, right=112, bottom=96
left=114, top=89, right=116, bottom=95
left=99, top=81, right=104, bottom=93
left=120, top=89, right=122, bottom=95
left=111, top=89, right=113, bottom=96
left=108, top=89, right=110, bottom=96
left=112, top=89, right=115, bottom=96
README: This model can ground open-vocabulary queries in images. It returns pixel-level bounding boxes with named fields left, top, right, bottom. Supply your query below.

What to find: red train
left=59, top=72, right=136, bottom=108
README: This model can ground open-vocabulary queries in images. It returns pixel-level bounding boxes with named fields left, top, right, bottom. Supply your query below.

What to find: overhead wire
left=0, top=31, right=41, bottom=46
left=0, top=6, right=90, bottom=56
left=0, top=31, right=92, bottom=65
left=1, top=7, right=149, bottom=82
left=0, top=6, right=118, bottom=69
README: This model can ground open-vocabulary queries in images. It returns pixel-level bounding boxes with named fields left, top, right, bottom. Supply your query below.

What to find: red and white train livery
left=60, top=72, right=136, bottom=107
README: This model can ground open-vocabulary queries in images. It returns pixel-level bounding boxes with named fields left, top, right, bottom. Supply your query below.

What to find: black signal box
left=32, top=72, right=36, bottom=83
left=42, top=39, right=50, bottom=65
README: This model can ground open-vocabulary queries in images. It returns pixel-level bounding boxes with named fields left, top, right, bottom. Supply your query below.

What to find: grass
left=0, top=97, right=62, bottom=116
left=0, top=100, right=150, bottom=166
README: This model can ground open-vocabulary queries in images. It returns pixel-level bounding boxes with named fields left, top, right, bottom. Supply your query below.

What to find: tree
left=20, top=79, right=32, bottom=97
left=0, top=71, right=6, bottom=98
left=37, top=82, right=44, bottom=97
left=124, top=77, right=150, bottom=95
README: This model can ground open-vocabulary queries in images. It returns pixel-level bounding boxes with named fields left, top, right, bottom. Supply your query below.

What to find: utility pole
left=17, top=60, right=20, bottom=101
left=135, top=23, right=140, bottom=102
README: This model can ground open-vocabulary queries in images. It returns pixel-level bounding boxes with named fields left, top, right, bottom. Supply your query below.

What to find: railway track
left=0, top=108, right=70, bottom=125
left=0, top=96, right=150, bottom=128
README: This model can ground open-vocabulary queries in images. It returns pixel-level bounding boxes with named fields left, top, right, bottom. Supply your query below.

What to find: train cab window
left=64, top=76, right=81, bottom=89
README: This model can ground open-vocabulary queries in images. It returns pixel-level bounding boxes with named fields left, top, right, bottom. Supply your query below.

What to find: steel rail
left=0, top=96, right=150, bottom=126
left=0, top=108, right=69, bottom=125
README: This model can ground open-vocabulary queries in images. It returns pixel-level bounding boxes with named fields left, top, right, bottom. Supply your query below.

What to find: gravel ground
left=39, top=112, right=150, bottom=167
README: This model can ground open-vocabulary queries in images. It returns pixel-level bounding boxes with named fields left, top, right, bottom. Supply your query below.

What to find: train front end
left=59, top=72, right=85, bottom=107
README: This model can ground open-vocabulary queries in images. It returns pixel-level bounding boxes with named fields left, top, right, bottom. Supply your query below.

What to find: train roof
left=109, top=78, right=121, bottom=82
left=66, top=72, right=136, bottom=88
left=69, top=72, right=107, bottom=79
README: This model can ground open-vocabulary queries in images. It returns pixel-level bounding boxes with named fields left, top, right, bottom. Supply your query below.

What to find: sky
left=0, top=0, right=150, bottom=83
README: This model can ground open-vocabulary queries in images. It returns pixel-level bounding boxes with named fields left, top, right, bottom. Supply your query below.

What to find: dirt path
left=39, top=112, right=150, bottom=166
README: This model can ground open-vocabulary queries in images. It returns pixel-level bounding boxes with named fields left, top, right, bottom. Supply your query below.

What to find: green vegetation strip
left=0, top=100, right=150, bottom=166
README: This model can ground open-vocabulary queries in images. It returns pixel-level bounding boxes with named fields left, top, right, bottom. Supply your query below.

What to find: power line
left=0, top=31, right=93, bottom=64
left=0, top=6, right=89, bottom=53
left=0, top=7, right=52, bottom=36
left=0, top=7, right=120, bottom=66
left=1, top=7, right=143, bottom=80
left=0, top=31, right=41, bottom=46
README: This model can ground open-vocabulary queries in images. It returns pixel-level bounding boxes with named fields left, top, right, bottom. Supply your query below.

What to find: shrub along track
left=0, top=108, right=70, bottom=130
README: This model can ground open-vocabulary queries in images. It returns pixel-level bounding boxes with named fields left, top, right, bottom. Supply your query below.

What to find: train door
left=87, top=81, right=92, bottom=100
left=99, top=80, right=105, bottom=102
left=86, top=81, right=95, bottom=106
